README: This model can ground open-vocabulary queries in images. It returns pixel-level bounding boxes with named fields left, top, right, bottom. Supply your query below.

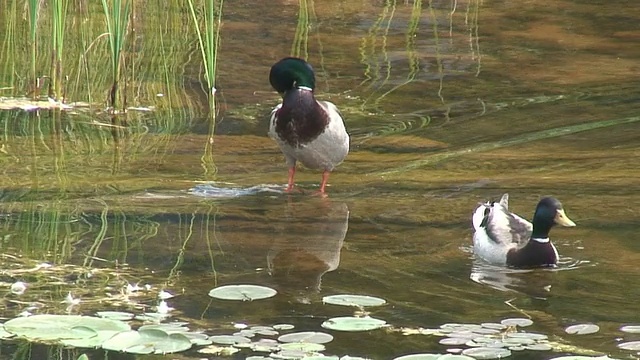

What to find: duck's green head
left=532, top=197, right=576, bottom=237
left=269, top=57, right=316, bottom=95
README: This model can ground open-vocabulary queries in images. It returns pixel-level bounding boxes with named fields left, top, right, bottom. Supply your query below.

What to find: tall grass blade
left=186, top=0, right=224, bottom=178
left=50, top=0, right=69, bottom=101
left=27, top=0, right=41, bottom=98
left=101, top=0, right=131, bottom=111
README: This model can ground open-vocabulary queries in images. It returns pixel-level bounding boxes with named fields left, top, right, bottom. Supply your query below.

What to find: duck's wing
left=267, top=103, right=282, bottom=141
left=473, top=195, right=532, bottom=246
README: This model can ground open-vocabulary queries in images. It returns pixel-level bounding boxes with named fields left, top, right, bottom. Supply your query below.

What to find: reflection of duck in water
left=267, top=199, right=349, bottom=298
left=472, top=194, right=576, bottom=268
left=469, top=260, right=555, bottom=299
left=268, top=57, right=350, bottom=195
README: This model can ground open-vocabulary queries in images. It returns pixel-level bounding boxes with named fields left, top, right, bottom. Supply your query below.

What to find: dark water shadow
left=266, top=198, right=349, bottom=303
left=469, top=255, right=595, bottom=299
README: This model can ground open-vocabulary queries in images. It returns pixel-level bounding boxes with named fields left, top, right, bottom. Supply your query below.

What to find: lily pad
left=462, top=347, right=511, bottom=359
left=273, top=324, right=295, bottom=331
left=102, top=328, right=192, bottom=354
left=62, top=329, right=122, bottom=349
left=321, top=316, right=386, bottom=332
left=279, top=342, right=326, bottom=352
left=506, top=332, right=547, bottom=341
left=525, top=343, right=552, bottom=351
left=481, top=323, right=507, bottom=330
left=439, top=355, right=476, bottom=360
left=618, top=341, right=640, bottom=351
left=139, top=324, right=190, bottom=333
left=440, top=338, right=469, bottom=346
left=549, top=357, right=617, bottom=360
left=565, top=324, right=599, bottom=335
left=277, top=331, right=334, bottom=344
left=209, top=335, right=252, bottom=345
left=322, top=294, right=387, bottom=307
left=96, top=311, right=135, bottom=321
left=4, top=315, right=130, bottom=342
left=500, top=318, right=533, bottom=327
left=271, top=350, right=309, bottom=359
left=182, top=332, right=212, bottom=346
left=620, top=325, right=640, bottom=333
left=393, top=354, right=444, bottom=360
left=208, top=285, right=277, bottom=301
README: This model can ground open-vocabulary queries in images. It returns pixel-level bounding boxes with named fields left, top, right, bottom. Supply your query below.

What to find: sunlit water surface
left=0, top=0, right=639, bottom=359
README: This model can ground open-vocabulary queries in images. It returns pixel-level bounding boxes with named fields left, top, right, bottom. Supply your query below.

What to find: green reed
left=375, top=0, right=422, bottom=104
left=1, top=0, right=17, bottom=93
left=27, top=0, right=41, bottom=98
left=50, top=0, right=69, bottom=101
left=186, top=0, right=224, bottom=178
left=186, top=0, right=223, bottom=100
left=101, top=0, right=131, bottom=111
left=291, top=0, right=309, bottom=59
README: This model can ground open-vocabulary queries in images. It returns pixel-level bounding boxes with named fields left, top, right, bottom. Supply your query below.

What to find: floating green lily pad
left=322, top=294, right=387, bottom=307
left=273, top=324, right=295, bottom=331
left=393, top=354, right=444, bottom=360
left=182, top=332, right=212, bottom=346
left=102, top=328, right=192, bottom=354
left=526, top=343, right=552, bottom=351
left=481, top=323, right=507, bottom=330
left=438, top=355, right=476, bottom=360
left=500, top=318, right=533, bottom=327
left=277, top=331, right=334, bottom=344
left=321, top=316, right=386, bottom=332
left=134, top=313, right=167, bottom=322
left=618, top=341, right=640, bottom=351
left=271, top=349, right=308, bottom=359
left=440, top=338, right=469, bottom=346
left=620, top=325, right=640, bottom=333
left=61, top=329, right=121, bottom=348
left=96, top=311, right=134, bottom=321
left=139, top=323, right=190, bottom=333
left=4, top=315, right=130, bottom=342
left=208, top=285, right=277, bottom=301
left=279, top=342, right=326, bottom=352
left=549, top=357, right=618, bottom=360
left=506, top=332, right=547, bottom=341
left=565, top=324, right=599, bottom=335
left=209, top=335, right=252, bottom=345
left=0, top=325, right=15, bottom=340
left=462, top=347, right=511, bottom=359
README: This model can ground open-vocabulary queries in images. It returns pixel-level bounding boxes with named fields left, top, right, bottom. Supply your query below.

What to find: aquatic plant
left=186, top=0, right=223, bottom=100
left=27, top=0, right=41, bottom=98
left=291, top=0, right=310, bottom=59
left=50, top=0, right=69, bottom=101
left=101, top=0, right=131, bottom=111
left=186, top=0, right=224, bottom=177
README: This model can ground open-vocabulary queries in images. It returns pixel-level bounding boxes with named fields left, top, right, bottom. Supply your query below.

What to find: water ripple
left=189, top=182, right=284, bottom=198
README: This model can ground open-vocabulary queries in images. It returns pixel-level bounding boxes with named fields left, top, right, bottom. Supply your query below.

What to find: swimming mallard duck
left=268, top=57, right=349, bottom=195
left=471, top=194, right=576, bottom=268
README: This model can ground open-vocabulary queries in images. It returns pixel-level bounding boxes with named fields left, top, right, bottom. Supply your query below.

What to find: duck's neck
left=531, top=214, right=554, bottom=239
left=276, top=88, right=328, bottom=146
left=282, top=87, right=317, bottom=111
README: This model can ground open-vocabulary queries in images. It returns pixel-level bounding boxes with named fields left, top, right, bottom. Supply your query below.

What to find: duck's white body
left=268, top=100, right=349, bottom=173
left=472, top=194, right=536, bottom=265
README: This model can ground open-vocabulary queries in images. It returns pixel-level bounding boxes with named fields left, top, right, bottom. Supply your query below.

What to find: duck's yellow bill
left=555, top=209, right=576, bottom=227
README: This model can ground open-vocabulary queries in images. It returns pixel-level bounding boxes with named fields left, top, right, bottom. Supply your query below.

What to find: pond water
left=0, top=0, right=639, bottom=359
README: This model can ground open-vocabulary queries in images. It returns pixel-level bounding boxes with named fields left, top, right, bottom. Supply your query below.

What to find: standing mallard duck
left=268, top=57, right=349, bottom=195
left=471, top=194, right=576, bottom=268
